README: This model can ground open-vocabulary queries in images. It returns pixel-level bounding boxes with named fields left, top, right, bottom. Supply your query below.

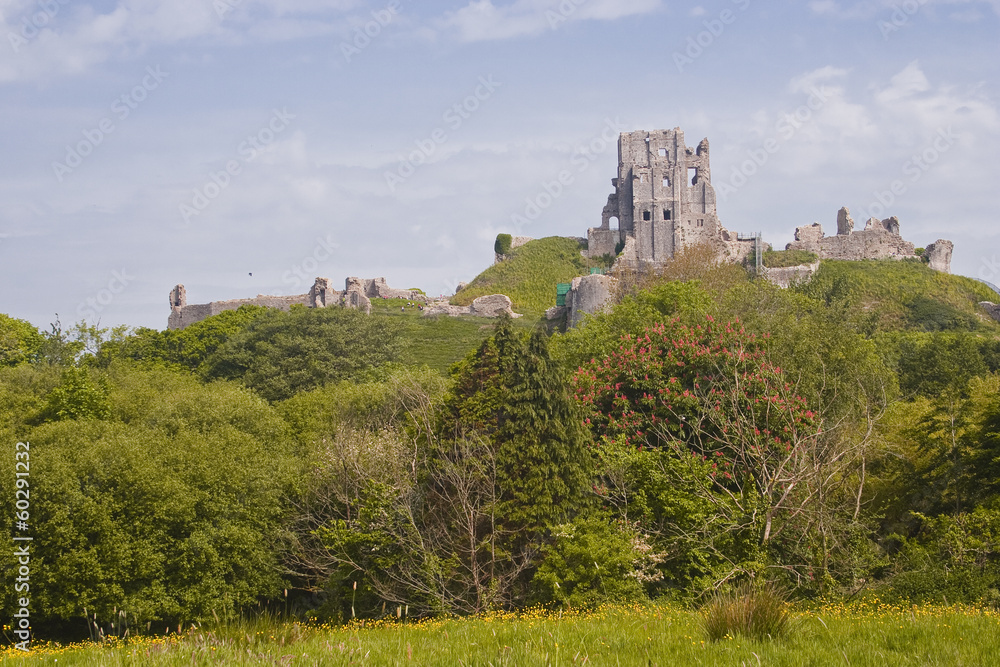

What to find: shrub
left=701, top=581, right=791, bottom=642
left=201, top=305, right=404, bottom=401
left=529, top=515, right=651, bottom=608
left=494, top=233, right=513, bottom=256
left=761, top=249, right=818, bottom=268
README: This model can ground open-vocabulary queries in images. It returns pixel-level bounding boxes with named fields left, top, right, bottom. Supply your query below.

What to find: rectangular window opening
left=643, top=210, right=651, bottom=221
left=688, top=167, right=698, bottom=185
left=663, top=210, right=671, bottom=221
left=658, top=148, right=667, bottom=157
left=662, top=177, right=670, bottom=189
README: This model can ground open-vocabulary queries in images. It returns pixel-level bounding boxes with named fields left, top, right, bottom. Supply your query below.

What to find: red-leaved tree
left=572, top=317, right=851, bottom=587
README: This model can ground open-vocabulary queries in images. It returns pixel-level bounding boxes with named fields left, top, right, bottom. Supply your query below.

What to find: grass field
left=4, top=600, right=999, bottom=665
left=370, top=298, right=539, bottom=374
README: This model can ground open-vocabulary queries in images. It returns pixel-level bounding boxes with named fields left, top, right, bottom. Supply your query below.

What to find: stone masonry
left=423, top=294, right=522, bottom=318
left=167, top=276, right=426, bottom=330
left=785, top=206, right=952, bottom=273
left=566, top=274, right=617, bottom=328
left=584, top=128, right=756, bottom=267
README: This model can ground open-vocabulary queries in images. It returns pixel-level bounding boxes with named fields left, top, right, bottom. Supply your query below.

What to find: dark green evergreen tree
left=495, top=327, right=593, bottom=534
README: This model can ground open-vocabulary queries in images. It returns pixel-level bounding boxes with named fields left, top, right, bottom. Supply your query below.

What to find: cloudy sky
left=1, top=0, right=998, bottom=329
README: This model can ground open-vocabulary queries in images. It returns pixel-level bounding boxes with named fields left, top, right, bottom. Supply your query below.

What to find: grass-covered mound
left=451, top=236, right=601, bottom=318
left=795, top=259, right=1000, bottom=333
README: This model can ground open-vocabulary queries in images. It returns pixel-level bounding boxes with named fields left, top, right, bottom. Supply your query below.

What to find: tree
left=0, top=314, right=43, bottom=366
left=37, top=367, right=111, bottom=422
left=311, top=316, right=595, bottom=615
left=94, top=305, right=270, bottom=371
left=573, top=317, right=881, bottom=592
left=0, top=365, right=296, bottom=634
left=202, top=305, right=405, bottom=401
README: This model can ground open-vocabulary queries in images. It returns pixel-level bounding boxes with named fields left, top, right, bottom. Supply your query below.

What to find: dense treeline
left=2, top=259, right=1000, bottom=640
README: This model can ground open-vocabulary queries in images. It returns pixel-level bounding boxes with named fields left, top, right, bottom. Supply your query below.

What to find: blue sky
left=1, top=0, right=998, bottom=329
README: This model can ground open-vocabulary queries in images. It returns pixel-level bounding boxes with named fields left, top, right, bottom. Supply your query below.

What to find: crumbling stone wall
left=785, top=206, right=937, bottom=266
left=167, top=275, right=419, bottom=329
left=168, top=292, right=309, bottom=330
left=925, top=240, right=954, bottom=274
left=765, top=262, right=820, bottom=289
left=422, top=294, right=522, bottom=319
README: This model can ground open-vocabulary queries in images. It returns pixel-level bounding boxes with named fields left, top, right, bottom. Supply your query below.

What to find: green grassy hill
left=795, top=259, right=1000, bottom=333
left=369, top=298, right=508, bottom=373
left=450, top=236, right=604, bottom=319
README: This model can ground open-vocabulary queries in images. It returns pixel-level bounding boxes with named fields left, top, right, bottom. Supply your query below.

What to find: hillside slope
left=450, top=236, right=602, bottom=318
left=795, top=259, right=1000, bottom=333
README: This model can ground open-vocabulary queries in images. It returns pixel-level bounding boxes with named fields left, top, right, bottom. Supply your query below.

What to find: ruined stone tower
left=586, top=128, right=727, bottom=265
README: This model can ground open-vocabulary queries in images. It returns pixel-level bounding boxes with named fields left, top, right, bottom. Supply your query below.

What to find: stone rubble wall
left=587, top=228, right=620, bottom=259
left=785, top=207, right=937, bottom=267
left=168, top=275, right=415, bottom=329
left=167, top=294, right=310, bottom=330
left=925, top=240, right=954, bottom=274
left=765, top=262, right=821, bottom=289
left=422, top=294, right=522, bottom=319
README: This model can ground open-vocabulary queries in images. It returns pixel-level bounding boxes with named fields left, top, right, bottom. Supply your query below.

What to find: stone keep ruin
left=585, top=128, right=756, bottom=267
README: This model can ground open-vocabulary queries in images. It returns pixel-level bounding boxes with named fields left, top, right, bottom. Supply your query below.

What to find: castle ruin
left=786, top=206, right=953, bottom=273
left=167, top=277, right=426, bottom=330
left=581, top=127, right=953, bottom=277
left=584, top=128, right=755, bottom=267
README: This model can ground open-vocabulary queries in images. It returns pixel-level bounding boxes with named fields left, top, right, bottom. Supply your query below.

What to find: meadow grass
left=371, top=298, right=538, bottom=374
left=4, top=600, right=1000, bottom=666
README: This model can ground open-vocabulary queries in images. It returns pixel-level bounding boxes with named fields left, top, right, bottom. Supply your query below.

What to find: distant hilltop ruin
left=167, top=126, right=960, bottom=331
left=168, top=277, right=425, bottom=330
left=580, top=127, right=953, bottom=275
left=549, top=126, right=955, bottom=324
left=167, top=276, right=520, bottom=330
left=584, top=128, right=757, bottom=267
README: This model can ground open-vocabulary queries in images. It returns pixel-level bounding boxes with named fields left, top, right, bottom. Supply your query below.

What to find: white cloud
left=808, top=0, right=1000, bottom=19
left=0, top=0, right=363, bottom=83
left=874, top=60, right=931, bottom=104
left=806, top=1, right=879, bottom=19
left=437, top=0, right=660, bottom=43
